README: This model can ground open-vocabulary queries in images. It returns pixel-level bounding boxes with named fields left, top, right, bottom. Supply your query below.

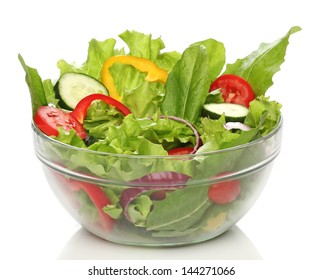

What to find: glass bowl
left=32, top=117, right=282, bottom=246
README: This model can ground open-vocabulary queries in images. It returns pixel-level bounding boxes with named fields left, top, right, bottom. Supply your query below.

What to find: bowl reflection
left=58, top=225, right=261, bottom=260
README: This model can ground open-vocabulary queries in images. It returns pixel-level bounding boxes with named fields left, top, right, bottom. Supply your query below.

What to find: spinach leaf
left=191, top=38, right=226, bottom=82
left=18, top=54, right=47, bottom=116
left=161, top=45, right=210, bottom=124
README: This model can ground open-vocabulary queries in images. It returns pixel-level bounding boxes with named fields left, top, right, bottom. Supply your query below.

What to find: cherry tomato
left=34, top=106, right=87, bottom=139
left=208, top=173, right=241, bottom=205
left=209, top=74, right=255, bottom=107
left=167, top=147, right=194, bottom=156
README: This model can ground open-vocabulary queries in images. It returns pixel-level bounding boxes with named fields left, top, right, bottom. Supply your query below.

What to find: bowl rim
left=31, top=116, right=282, bottom=159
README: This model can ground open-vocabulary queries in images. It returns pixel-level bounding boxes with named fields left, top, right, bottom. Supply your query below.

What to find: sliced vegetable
left=34, top=106, right=87, bottom=139
left=101, top=55, right=168, bottom=101
left=209, top=74, right=255, bottom=107
left=70, top=93, right=131, bottom=124
left=208, top=173, right=241, bottom=205
left=63, top=177, right=114, bottom=230
left=223, top=122, right=251, bottom=131
left=202, top=103, right=249, bottom=122
left=55, top=72, right=109, bottom=110
left=159, top=115, right=202, bottom=153
left=120, top=171, right=191, bottom=222
left=34, top=94, right=131, bottom=140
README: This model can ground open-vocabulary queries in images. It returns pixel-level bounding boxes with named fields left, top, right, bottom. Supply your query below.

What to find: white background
left=1, top=0, right=322, bottom=279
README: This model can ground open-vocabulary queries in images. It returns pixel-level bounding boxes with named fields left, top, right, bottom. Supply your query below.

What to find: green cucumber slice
left=202, top=103, right=249, bottom=122
left=55, top=72, right=109, bottom=110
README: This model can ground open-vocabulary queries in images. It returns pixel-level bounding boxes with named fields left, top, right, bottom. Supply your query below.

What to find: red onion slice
left=120, top=171, right=191, bottom=222
left=223, top=122, right=251, bottom=131
left=158, top=115, right=202, bottom=154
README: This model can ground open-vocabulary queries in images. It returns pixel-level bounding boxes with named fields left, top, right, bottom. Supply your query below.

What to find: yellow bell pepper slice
left=203, top=212, right=227, bottom=232
left=101, top=55, right=168, bottom=101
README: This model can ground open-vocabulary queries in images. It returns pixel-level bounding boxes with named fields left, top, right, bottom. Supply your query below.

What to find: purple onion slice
left=223, top=122, right=251, bottom=131
left=120, top=171, right=191, bottom=222
left=158, top=115, right=202, bottom=154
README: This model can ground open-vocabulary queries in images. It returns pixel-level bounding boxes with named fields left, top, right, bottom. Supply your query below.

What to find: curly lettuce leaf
left=57, top=38, right=119, bottom=80
left=83, top=101, right=125, bottom=139
left=245, top=96, right=282, bottom=136
left=114, top=31, right=180, bottom=117
left=119, top=30, right=181, bottom=71
left=89, top=114, right=196, bottom=155
left=199, top=116, right=258, bottom=152
left=224, top=26, right=301, bottom=96
left=56, top=30, right=180, bottom=118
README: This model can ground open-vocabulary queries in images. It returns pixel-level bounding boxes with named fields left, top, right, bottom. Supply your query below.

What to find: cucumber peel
left=55, top=72, right=109, bottom=110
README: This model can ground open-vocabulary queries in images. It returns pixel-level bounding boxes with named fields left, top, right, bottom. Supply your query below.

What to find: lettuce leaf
left=57, top=30, right=181, bottom=118
left=245, top=96, right=282, bottom=136
left=57, top=38, right=119, bottom=80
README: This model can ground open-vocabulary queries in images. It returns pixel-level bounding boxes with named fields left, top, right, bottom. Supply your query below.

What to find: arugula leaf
left=152, top=204, right=228, bottom=237
left=127, top=195, right=153, bottom=226
left=146, top=186, right=212, bottom=231
left=161, top=45, right=210, bottom=124
left=18, top=54, right=47, bottom=116
left=224, top=26, right=301, bottom=96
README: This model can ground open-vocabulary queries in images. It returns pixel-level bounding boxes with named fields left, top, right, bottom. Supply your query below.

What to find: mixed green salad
left=20, top=27, right=299, bottom=239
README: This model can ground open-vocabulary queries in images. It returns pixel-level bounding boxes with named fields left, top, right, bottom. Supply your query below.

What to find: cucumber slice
left=202, top=103, right=249, bottom=122
left=55, top=73, right=109, bottom=110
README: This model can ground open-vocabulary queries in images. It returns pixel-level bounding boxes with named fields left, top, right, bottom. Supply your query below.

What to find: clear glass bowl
left=32, top=118, right=282, bottom=246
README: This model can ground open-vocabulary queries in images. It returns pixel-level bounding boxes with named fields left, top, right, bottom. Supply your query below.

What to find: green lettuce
left=87, top=113, right=196, bottom=155
left=57, top=38, right=119, bottom=79
left=57, top=30, right=181, bottom=118
left=245, top=96, right=282, bottom=136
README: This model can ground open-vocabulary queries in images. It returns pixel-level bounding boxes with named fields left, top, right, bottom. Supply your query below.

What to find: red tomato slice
left=34, top=106, right=87, bottom=139
left=167, top=147, right=194, bottom=156
left=208, top=173, right=241, bottom=205
left=210, top=74, right=255, bottom=107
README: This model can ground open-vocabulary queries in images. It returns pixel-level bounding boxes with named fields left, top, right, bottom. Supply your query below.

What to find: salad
left=20, top=27, right=299, bottom=240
